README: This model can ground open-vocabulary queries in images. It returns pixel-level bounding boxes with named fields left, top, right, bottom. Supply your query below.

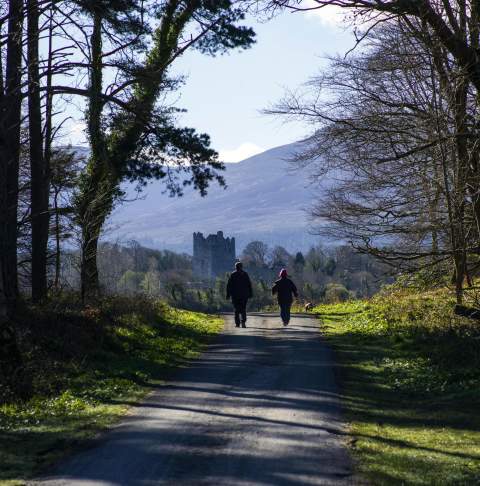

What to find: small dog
left=304, top=302, right=314, bottom=312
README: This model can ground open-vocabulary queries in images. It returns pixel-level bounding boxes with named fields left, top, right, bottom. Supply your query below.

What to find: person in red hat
left=272, top=269, right=298, bottom=326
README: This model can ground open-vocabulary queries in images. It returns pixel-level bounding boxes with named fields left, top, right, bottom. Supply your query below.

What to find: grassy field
left=315, top=292, right=480, bottom=485
left=0, top=297, right=223, bottom=485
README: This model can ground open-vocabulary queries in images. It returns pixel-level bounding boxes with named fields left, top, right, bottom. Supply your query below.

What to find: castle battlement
left=193, top=231, right=236, bottom=279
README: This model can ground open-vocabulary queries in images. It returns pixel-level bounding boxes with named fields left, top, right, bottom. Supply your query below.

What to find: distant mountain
left=75, top=143, right=326, bottom=254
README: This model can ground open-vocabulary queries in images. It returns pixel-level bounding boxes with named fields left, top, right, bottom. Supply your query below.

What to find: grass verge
left=0, top=297, right=223, bottom=485
left=315, top=295, right=480, bottom=486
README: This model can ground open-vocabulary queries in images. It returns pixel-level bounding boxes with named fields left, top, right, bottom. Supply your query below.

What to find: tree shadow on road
left=16, top=315, right=480, bottom=485
left=24, top=319, right=359, bottom=485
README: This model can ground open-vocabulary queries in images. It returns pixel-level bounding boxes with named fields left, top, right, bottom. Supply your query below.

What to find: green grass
left=315, top=298, right=480, bottom=485
left=0, top=299, right=223, bottom=485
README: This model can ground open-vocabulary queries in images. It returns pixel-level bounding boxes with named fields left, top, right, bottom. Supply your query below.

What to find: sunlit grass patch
left=0, top=298, right=223, bottom=485
left=315, top=298, right=480, bottom=485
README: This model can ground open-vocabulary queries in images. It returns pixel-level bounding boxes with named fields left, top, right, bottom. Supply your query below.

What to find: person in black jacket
left=226, top=262, right=253, bottom=328
left=272, top=268, right=298, bottom=326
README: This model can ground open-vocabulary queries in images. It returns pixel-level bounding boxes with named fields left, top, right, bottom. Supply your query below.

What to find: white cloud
left=219, top=142, right=264, bottom=163
left=71, top=120, right=86, bottom=136
left=303, top=1, right=345, bottom=27
left=65, top=120, right=87, bottom=146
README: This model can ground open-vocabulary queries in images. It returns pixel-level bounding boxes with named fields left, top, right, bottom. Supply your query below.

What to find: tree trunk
left=453, top=251, right=466, bottom=305
left=0, top=0, right=26, bottom=394
left=53, top=189, right=61, bottom=289
left=0, top=0, right=25, bottom=313
left=28, top=0, right=50, bottom=302
left=452, top=68, right=469, bottom=304
left=0, top=260, right=7, bottom=322
left=79, top=12, right=105, bottom=300
left=80, top=219, right=101, bottom=301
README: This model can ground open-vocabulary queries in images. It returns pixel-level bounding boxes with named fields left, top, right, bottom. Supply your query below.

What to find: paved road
left=32, top=314, right=354, bottom=486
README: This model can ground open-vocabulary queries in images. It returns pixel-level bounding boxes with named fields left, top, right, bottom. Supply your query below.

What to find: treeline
left=240, top=241, right=388, bottom=305
left=268, top=1, right=480, bottom=305
left=0, top=1, right=256, bottom=321
left=60, top=241, right=192, bottom=298
left=61, top=240, right=388, bottom=312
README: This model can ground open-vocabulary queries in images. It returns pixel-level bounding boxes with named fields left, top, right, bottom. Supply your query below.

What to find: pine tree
left=75, top=0, right=255, bottom=300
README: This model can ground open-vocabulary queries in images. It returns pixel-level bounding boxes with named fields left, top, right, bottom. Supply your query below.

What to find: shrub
left=324, top=283, right=351, bottom=303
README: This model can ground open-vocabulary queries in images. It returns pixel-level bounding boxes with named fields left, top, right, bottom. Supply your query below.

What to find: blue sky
left=66, top=5, right=354, bottom=162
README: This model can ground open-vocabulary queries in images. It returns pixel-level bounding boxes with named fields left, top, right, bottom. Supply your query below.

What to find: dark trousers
left=280, top=302, right=292, bottom=324
left=232, top=299, right=247, bottom=326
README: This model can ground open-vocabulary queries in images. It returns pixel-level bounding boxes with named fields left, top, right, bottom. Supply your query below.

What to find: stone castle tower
left=193, top=231, right=236, bottom=279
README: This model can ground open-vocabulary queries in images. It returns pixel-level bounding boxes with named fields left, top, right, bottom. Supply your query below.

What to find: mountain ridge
left=74, top=142, right=322, bottom=254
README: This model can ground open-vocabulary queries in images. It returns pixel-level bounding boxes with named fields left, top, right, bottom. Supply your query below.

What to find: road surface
left=32, top=313, right=354, bottom=486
